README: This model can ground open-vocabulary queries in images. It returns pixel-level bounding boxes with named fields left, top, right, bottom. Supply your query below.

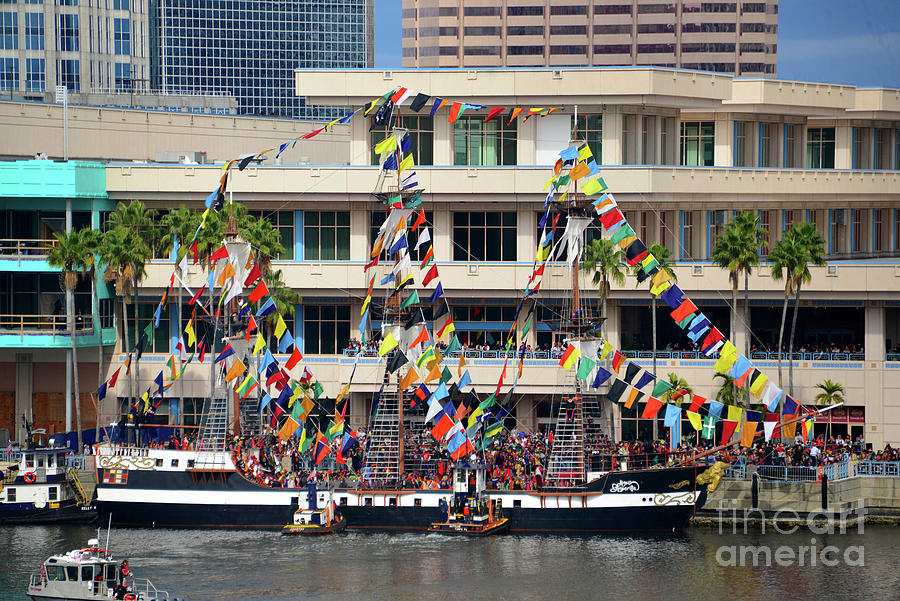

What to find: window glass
left=303, top=211, right=350, bottom=261
left=806, top=128, right=835, bottom=169
left=369, top=116, right=433, bottom=166
left=452, top=117, right=517, bottom=166
left=452, top=212, right=517, bottom=261
left=680, top=121, right=714, bottom=166
left=304, top=304, right=350, bottom=354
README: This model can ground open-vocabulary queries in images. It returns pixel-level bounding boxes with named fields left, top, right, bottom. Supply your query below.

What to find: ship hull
left=94, top=449, right=709, bottom=533
left=0, top=498, right=96, bottom=525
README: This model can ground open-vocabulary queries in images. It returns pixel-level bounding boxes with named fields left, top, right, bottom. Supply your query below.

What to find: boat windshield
left=81, top=564, right=102, bottom=581
left=45, top=565, right=66, bottom=581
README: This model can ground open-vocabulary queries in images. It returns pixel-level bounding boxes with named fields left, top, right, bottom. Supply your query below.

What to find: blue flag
left=429, top=282, right=444, bottom=303
left=153, top=303, right=162, bottom=328
left=663, top=403, right=681, bottom=427
left=97, top=382, right=108, bottom=401
left=278, top=331, right=294, bottom=353
left=432, top=382, right=449, bottom=402
left=708, top=400, right=724, bottom=420
left=154, top=372, right=164, bottom=397
left=169, top=233, right=179, bottom=261
left=457, top=370, right=472, bottom=390
left=256, top=298, right=277, bottom=318
left=258, top=394, right=273, bottom=416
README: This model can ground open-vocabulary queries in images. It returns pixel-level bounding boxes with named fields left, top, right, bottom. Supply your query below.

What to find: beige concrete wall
left=0, top=101, right=350, bottom=164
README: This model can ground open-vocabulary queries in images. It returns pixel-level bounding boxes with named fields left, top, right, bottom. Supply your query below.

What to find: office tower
left=402, top=0, right=777, bottom=77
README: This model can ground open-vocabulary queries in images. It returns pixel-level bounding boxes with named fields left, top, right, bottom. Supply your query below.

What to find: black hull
left=0, top=500, right=97, bottom=525
left=95, top=462, right=708, bottom=533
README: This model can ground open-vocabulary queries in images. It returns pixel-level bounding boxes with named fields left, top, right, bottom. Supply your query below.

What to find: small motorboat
left=428, top=460, right=510, bottom=536
left=281, top=481, right=346, bottom=536
left=26, top=537, right=180, bottom=601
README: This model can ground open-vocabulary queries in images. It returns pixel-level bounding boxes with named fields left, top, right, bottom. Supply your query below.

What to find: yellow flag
left=335, top=383, right=351, bottom=405
left=727, top=405, right=743, bottom=423
left=599, top=340, right=614, bottom=362
left=253, top=332, right=266, bottom=356
left=274, top=315, right=287, bottom=340
left=578, top=143, right=593, bottom=161
left=374, top=135, right=397, bottom=155
left=720, top=341, right=738, bottom=358
left=749, top=373, right=769, bottom=398
left=399, top=154, right=414, bottom=172
left=378, top=332, right=398, bottom=356
left=458, top=353, right=466, bottom=377
left=687, top=411, right=702, bottom=431
left=713, top=351, right=739, bottom=375
left=581, top=177, right=607, bottom=196
left=650, top=270, right=672, bottom=296
left=278, top=417, right=300, bottom=441
left=616, top=235, right=637, bottom=250
left=185, top=318, right=196, bottom=347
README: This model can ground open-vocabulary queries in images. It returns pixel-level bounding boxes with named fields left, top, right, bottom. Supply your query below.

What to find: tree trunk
left=69, top=284, right=83, bottom=452
left=787, top=284, right=802, bottom=397
left=93, top=275, right=103, bottom=442
left=776, top=283, right=789, bottom=389
left=743, top=269, right=751, bottom=407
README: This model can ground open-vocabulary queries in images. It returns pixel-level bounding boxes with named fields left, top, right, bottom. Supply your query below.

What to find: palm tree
left=661, top=372, right=692, bottom=404
left=240, top=214, right=285, bottom=275
left=713, top=373, right=738, bottom=407
left=99, top=225, right=151, bottom=415
left=580, top=238, right=626, bottom=338
left=814, top=379, right=846, bottom=440
left=262, top=269, right=301, bottom=349
left=712, top=212, right=767, bottom=404
left=106, top=201, right=156, bottom=407
left=786, top=223, right=826, bottom=396
left=48, top=228, right=89, bottom=450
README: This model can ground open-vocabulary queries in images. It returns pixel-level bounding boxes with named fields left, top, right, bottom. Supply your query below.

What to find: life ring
left=124, top=594, right=136, bottom=601
left=23, top=472, right=36, bottom=484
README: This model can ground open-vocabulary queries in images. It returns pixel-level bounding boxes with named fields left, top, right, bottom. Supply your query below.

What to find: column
left=714, top=115, right=734, bottom=167
left=834, top=124, right=853, bottom=169
left=864, top=302, right=885, bottom=450
left=601, top=106, right=622, bottom=165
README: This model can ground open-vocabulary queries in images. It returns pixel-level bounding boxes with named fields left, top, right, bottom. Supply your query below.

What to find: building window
left=660, top=118, right=671, bottom=164
left=508, top=6, right=544, bottom=16
left=641, top=116, right=655, bottom=164
left=550, top=5, right=588, bottom=16
left=572, top=114, right=601, bottom=164
left=453, top=212, right=516, bottom=261
left=680, top=121, right=714, bottom=166
left=57, top=13, right=79, bottom=52
left=594, top=44, right=631, bottom=55
left=452, top=116, right=517, bottom=166
left=831, top=209, right=846, bottom=254
left=304, top=304, right=350, bottom=355
left=852, top=209, right=863, bottom=253
left=303, top=211, right=349, bottom=261
left=659, top=211, right=669, bottom=251
left=0, top=11, right=16, bottom=50
left=784, top=124, right=797, bottom=168
left=113, top=17, right=130, bottom=55
left=507, top=25, right=544, bottom=36
left=370, top=117, right=434, bottom=167
left=57, top=59, right=79, bottom=91
left=638, top=3, right=676, bottom=13
left=463, top=46, right=500, bottom=56
left=113, top=0, right=130, bottom=8
left=114, top=63, right=131, bottom=91
left=369, top=211, right=432, bottom=261
left=874, top=128, right=891, bottom=170
left=508, top=45, right=543, bottom=55
left=760, top=123, right=778, bottom=167
left=550, top=25, right=587, bottom=36
left=759, top=210, right=771, bottom=255
left=463, top=6, right=500, bottom=16
left=807, top=127, right=835, bottom=169
left=0, top=57, right=17, bottom=91
left=248, top=210, right=294, bottom=260
left=595, top=24, right=632, bottom=34
left=25, top=58, right=44, bottom=92
left=129, top=302, right=171, bottom=354
left=550, top=45, right=587, bottom=55
left=682, top=211, right=693, bottom=259
left=874, top=209, right=884, bottom=252
left=734, top=121, right=751, bottom=167
left=464, top=26, right=501, bottom=36
left=25, top=12, right=44, bottom=50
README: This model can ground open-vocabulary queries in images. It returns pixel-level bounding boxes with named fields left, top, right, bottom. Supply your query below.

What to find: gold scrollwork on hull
left=97, top=456, right=156, bottom=471
left=668, top=479, right=690, bottom=490
left=696, top=461, right=727, bottom=493
left=652, top=492, right=697, bottom=506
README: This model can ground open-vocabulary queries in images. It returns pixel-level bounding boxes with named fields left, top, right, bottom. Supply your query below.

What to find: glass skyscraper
left=150, top=0, right=374, bottom=118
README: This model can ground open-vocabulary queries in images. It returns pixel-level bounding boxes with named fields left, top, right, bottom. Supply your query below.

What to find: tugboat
left=1, top=444, right=96, bottom=524
left=281, top=481, right=346, bottom=536
left=429, top=460, right=510, bottom=536
left=26, top=537, right=179, bottom=600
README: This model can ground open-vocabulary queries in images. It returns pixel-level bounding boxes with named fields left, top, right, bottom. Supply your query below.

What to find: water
left=2, top=524, right=898, bottom=601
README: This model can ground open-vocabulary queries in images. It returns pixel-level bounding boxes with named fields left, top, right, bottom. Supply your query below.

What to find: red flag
left=244, top=262, right=262, bottom=287
left=364, top=256, right=379, bottom=271
left=209, top=245, right=229, bottom=262
left=267, top=369, right=289, bottom=388
left=430, top=414, right=454, bottom=442
left=720, top=420, right=739, bottom=446
left=285, top=348, right=303, bottom=371
left=640, top=397, right=664, bottom=419
left=423, top=264, right=439, bottom=287
left=248, top=280, right=269, bottom=303
left=411, top=327, right=429, bottom=347
left=108, top=367, right=121, bottom=388
left=411, top=209, right=426, bottom=231
left=314, top=433, right=330, bottom=465
left=688, top=394, right=707, bottom=413
left=611, top=351, right=625, bottom=372
left=495, top=359, right=508, bottom=395
left=299, top=367, right=312, bottom=384
left=198, top=338, right=207, bottom=363
left=302, top=127, right=326, bottom=140
left=245, top=315, right=257, bottom=341
left=448, top=101, right=464, bottom=124
left=529, top=262, right=545, bottom=283
left=390, top=87, right=408, bottom=103
left=451, top=438, right=475, bottom=461
left=190, top=240, right=199, bottom=264
left=189, top=284, right=207, bottom=306
left=168, top=273, right=175, bottom=294
left=484, top=106, right=504, bottom=123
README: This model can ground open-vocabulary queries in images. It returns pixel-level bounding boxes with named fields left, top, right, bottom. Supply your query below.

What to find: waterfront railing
left=342, top=349, right=867, bottom=361
left=723, top=461, right=900, bottom=482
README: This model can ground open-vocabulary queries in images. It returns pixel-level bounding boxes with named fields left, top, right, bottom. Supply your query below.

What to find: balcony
left=0, top=314, right=117, bottom=349
left=0, top=238, right=58, bottom=266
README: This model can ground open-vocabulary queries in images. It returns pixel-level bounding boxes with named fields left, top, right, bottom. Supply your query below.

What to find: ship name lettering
left=609, top=480, right=640, bottom=493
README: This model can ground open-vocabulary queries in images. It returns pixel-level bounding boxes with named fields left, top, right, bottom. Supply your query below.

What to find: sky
left=374, top=0, right=900, bottom=87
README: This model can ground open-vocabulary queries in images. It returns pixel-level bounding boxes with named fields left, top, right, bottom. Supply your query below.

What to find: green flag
left=702, top=415, right=717, bottom=440
left=522, top=314, right=533, bottom=336
left=440, top=366, right=452, bottom=384
left=479, top=393, right=497, bottom=411
left=445, top=335, right=460, bottom=355
left=575, top=356, right=596, bottom=381
left=404, top=190, right=423, bottom=208
left=313, top=381, right=324, bottom=400
left=143, top=322, right=153, bottom=345
left=610, top=223, right=636, bottom=245
left=400, top=290, right=419, bottom=309
left=484, top=421, right=504, bottom=438
left=651, top=379, right=673, bottom=398
left=299, top=428, right=313, bottom=453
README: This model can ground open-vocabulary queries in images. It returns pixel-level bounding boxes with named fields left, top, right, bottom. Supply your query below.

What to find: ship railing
left=65, top=454, right=88, bottom=470
left=579, top=452, right=703, bottom=473
left=130, top=577, right=167, bottom=600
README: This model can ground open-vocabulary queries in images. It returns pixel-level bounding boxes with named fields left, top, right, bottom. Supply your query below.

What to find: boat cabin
left=293, top=481, right=336, bottom=526
left=28, top=539, right=123, bottom=599
left=1, top=447, right=76, bottom=509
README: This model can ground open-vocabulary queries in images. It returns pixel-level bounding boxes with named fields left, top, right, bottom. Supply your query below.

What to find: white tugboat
left=26, top=538, right=178, bottom=601
left=1, top=446, right=95, bottom=524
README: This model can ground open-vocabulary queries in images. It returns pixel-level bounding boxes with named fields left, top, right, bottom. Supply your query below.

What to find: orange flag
left=224, top=358, right=246, bottom=383
left=399, top=367, right=419, bottom=389
left=740, top=421, right=758, bottom=448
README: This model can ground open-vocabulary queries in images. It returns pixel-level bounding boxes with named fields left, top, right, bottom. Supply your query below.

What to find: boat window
left=456, top=471, right=466, bottom=483
left=187, top=459, right=195, bottom=468
left=82, top=565, right=98, bottom=581
left=66, top=566, right=79, bottom=581
left=46, top=565, right=66, bottom=581
left=49, top=486, right=57, bottom=501
left=6, top=487, right=14, bottom=502
left=105, top=564, right=117, bottom=581
left=414, top=498, right=422, bottom=507
left=155, top=458, right=163, bottom=467
left=24, top=454, right=34, bottom=468
left=364, top=497, right=373, bottom=506
left=513, top=499, right=522, bottom=508
left=389, top=497, right=398, bottom=506
left=37, top=457, right=44, bottom=468
left=48, top=455, right=55, bottom=468
left=171, top=459, right=179, bottom=467
left=339, top=497, right=347, bottom=506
